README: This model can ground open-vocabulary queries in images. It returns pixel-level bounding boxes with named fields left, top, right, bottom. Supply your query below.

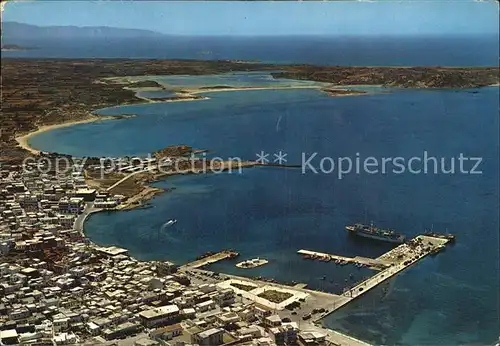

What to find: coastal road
left=74, top=202, right=101, bottom=232
left=303, top=323, right=372, bottom=346
left=106, top=166, right=156, bottom=192
left=179, top=269, right=370, bottom=346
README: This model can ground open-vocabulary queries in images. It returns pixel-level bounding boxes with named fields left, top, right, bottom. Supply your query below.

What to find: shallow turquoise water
left=28, top=77, right=499, bottom=345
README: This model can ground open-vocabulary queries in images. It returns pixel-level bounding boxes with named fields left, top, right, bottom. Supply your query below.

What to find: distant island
left=2, top=21, right=165, bottom=40
left=1, top=44, right=35, bottom=51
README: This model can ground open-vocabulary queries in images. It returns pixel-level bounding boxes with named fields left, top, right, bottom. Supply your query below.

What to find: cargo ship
left=346, top=223, right=405, bottom=244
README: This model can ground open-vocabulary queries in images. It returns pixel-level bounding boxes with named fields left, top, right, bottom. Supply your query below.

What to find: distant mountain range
left=1, top=21, right=165, bottom=40
left=1, top=43, right=35, bottom=51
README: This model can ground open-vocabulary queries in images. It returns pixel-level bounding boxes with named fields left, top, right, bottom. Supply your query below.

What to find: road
left=74, top=202, right=101, bottom=232
left=106, top=166, right=156, bottom=192
left=181, top=268, right=369, bottom=345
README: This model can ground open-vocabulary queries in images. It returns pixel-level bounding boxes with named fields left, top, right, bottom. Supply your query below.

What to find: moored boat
left=346, top=222, right=405, bottom=244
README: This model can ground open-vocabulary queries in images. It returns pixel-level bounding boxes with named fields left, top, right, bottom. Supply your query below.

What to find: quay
left=297, top=249, right=392, bottom=270
left=293, top=283, right=308, bottom=289
left=314, top=234, right=452, bottom=320
left=182, top=250, right=239, bottom=269
left=179, top=234, right=452, bottom=344
left=256, top=162, right=302, bottom=168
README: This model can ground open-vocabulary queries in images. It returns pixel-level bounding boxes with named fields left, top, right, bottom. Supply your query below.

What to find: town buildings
left=0, top=158, right=329, bottom=346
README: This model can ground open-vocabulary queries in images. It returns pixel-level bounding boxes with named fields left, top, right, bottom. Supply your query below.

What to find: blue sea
left=15, top=37, right=500, bottom=345
left=3, top=35, right=499, bottom=66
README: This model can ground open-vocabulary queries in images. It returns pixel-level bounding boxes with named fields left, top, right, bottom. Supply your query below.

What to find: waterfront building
left=73, top=188, right=96, bottom=201
left=269, top=322, right=298, bottom=345
left=264, top=314, right=282, bottom=328
left=298, top=331, right=327, bottom=345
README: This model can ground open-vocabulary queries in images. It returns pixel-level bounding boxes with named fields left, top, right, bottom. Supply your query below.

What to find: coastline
left=7, top=71, right=492, bottom=346
left=77, top=202, right=372, bottom=346
left=16, top=83, right=321, bottom=153
left=186, top=85, right=323, bottom=94
left=14, top=114, right=135, bottom=155
left=12, top=85, right=321, bottom=154
left=12, top=82, right=357, bottom=155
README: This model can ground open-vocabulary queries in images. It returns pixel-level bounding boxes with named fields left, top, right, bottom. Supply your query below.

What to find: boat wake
left=161, top=219, right=177, bottom=230
left=159, top=219, right=179, bottom=242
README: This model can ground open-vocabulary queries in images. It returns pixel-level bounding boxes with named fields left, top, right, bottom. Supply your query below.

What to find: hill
left=1, top=21, right=165, bottom=40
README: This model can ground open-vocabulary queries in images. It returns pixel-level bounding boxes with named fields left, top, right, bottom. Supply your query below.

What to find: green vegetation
left=257, top=290, right=293, bottom=303
left=230, top=282, right=257, bottom=292
left=128, top=80, right=163, bottom=88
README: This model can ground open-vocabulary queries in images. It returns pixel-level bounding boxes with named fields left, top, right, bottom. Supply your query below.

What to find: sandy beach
left=15, top=116, right=117, bottom=155
left=133, top=85, right=325, bottom=104
left=186, top=85, right=322, bottom=95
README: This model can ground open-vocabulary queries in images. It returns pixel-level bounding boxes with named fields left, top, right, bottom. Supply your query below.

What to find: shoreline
left=14, top=114, right=135, bottom=155
left=129, top=84, right=327, bottom=104
left=77, top=209, right=371, bottom=346
left=13, top=83, right=331, bottom=155
left=20, top=73, right=486, bottom=156
left=186, top=85, right=323, bottom=94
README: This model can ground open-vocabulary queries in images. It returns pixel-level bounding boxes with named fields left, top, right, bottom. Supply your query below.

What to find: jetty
left=182, top=250, right=239, bottom=269
left=312, top=234, right=452, bottom=320
left=178, top=234, right=452, bottom=345
left=297, top=249, right=392, bottom=270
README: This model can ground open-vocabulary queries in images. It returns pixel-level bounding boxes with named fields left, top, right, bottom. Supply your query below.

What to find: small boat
left=165, top=219, right=177, bottom=227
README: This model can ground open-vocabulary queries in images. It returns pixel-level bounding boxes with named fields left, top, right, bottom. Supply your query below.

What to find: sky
left=2, top=0, right=499, bottom=36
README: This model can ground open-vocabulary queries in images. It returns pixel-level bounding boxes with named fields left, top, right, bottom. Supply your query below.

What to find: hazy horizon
left=3, top=21, right=499, bottom=40
left=3, top=1, right=498, bottom=37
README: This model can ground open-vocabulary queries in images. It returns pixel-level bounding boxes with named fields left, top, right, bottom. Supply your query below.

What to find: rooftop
left=139, top=305, right=179, bottom=319
left=197, top=327, right=224, bottom=339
